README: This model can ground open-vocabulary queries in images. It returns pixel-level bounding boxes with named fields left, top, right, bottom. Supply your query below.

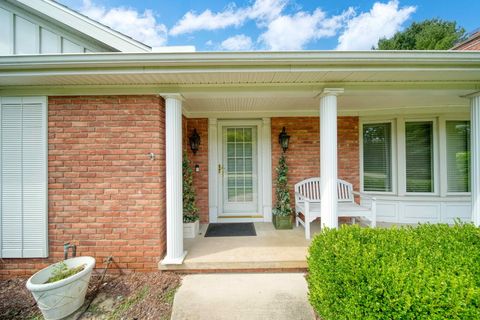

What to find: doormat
left=204, top=223, right=256, bottom=237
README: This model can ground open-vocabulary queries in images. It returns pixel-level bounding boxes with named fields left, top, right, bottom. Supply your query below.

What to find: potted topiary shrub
left=183, top=151, right=200, bottom=238
left=273, top=151, right=293, bottom=229
left=26, top=256, right=95, bottom=320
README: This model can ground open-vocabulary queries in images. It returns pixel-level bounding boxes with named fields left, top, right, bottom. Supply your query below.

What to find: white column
left=471, top=94, right=480, bottom=226
left=262, top=118, right=273, bottom=222
left=320, top=88, right=344, bottom=229
left=161, top=94, right=186, bottom=265
left=208, top=118, right=218, bottom=223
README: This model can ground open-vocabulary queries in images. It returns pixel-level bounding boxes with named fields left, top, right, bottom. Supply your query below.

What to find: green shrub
left=307, top=223, right=480, bottom=320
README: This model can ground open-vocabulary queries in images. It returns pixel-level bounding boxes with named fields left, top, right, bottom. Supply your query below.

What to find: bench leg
left=352, top=217, right=356, bottom=225
left=305, top=202, right=311, bottom=239
left=296, top=213, right=299, bottom=227
left=305, top=221, right=311, bottom=240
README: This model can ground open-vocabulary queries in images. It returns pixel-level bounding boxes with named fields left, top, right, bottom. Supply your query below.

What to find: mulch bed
left=0, top=271, right=181, bottom=320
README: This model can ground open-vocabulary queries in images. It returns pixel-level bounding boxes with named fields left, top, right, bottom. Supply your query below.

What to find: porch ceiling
left=181, top=88, right=473, bottom=117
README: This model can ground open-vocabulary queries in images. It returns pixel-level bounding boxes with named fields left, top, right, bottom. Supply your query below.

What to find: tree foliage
left=377, top=19, right=466, bottom=50
left=183, top=151, right=199, bottom=223
left=273, top=152, right=292, bottom=217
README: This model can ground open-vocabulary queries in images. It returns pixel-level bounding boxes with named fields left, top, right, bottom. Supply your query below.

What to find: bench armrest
left=352, top=191, right=376, bottom=201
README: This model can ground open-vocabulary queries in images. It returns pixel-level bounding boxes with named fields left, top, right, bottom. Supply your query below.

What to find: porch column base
left=161, top=251, right=187, bottom=265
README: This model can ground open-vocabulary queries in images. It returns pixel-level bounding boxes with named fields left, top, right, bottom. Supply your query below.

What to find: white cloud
left=221, top=34, right=253, bottom=51
left=170, top=0, right=287, bottom=36
left=337, top=0, right=416, bottom=50
left=79, top=0, right=168, bottom=47
left=259, top=8, right=354, bottom=50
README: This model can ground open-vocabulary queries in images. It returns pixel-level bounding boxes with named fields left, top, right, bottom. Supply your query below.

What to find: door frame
left=208, top=118, right=272, bottom=223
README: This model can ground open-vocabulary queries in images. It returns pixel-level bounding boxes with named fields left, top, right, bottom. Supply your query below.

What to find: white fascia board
left=9, top=0, right=151, bottom=53
left=1, top=51, right=480, bottom=70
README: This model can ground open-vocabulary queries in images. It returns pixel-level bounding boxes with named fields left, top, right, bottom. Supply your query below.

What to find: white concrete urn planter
left=26, top=256, right=95, bottom=320
left=184, top=220, right=199, bottom=238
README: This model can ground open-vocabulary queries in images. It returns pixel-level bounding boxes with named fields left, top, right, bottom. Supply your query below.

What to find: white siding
left=0, top=2, right=109, bottom=55
left=40, top=28, right=60, bottom=54
left=0, top=7, right=13, bottom=55
left=14, top=15, right=38, bottom=54
left=62, top=38, right=84, bottom=53
left=0, top=97, right=47, bottom=258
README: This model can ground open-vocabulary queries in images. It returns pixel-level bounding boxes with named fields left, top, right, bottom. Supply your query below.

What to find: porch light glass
left=278, top=127, right=290, bottom=152
left=189, top=129, right=201, bottom=154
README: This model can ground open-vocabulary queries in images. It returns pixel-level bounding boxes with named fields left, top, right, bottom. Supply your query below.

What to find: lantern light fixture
left=278, top=127, right=290, bottom=152
left=189, top=128, right=201, bottom=154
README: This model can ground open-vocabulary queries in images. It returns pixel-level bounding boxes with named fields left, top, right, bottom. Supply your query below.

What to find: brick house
left=453, top=29, right=480, bottom=50
left=1, top=0, right=480, bottom=277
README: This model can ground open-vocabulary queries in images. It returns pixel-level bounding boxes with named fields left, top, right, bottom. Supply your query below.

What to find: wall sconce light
left=278, top=127, right=290, bottom=152
left=189, top=128, right=201, bottom=155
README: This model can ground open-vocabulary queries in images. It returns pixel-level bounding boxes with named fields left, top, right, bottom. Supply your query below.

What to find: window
left=362, top=123, right=392, bottom=192
left=446, top=121, right=470, bottom=193
left=0, top=97, right=47, bottom=258
left=405, top=121, right=434, bottom=193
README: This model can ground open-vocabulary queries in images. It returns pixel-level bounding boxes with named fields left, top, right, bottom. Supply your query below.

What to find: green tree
left=377, top=19, right=466, bottom=50
left=273, top=152, right=292, bottom=217
left=183, top=151, right=199, bottom=223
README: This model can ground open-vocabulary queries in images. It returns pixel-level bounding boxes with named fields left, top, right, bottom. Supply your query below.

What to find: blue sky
left=60, top=0, right=480, bottom=51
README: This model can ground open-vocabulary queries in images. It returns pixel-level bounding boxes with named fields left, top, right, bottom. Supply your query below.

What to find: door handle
left=218, top=164, right=224, bottom=175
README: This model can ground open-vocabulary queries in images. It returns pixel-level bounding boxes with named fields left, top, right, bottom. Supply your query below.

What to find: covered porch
left=1, top=51, right=479, bottom=270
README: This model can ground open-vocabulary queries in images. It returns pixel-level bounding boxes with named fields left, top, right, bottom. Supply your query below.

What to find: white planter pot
left=184, top=220, right=199, bottom=238
left=26, top=256, right=96, bottom=320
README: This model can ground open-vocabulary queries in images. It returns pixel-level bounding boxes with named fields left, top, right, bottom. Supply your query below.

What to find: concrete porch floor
left=160, top=222, right=320, bottom=271
left=159, top=221, right=409, bottom=272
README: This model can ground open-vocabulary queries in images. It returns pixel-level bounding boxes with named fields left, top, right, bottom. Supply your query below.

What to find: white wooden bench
left=294, top=178, right=376, bottom=239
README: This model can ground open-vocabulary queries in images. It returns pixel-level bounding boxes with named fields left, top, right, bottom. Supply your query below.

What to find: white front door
left=218, top=124, right=259, bottom=216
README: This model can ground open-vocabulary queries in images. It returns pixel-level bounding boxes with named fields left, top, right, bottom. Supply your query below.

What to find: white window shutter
left=1, top=97, right=47, bottom=258
left=22, top=102, right=48, bottom=257
left=1, top=103, right=23, bottom=258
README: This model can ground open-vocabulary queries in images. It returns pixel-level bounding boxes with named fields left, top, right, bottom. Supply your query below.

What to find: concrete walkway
left=171, top=273, right=315, bottom=320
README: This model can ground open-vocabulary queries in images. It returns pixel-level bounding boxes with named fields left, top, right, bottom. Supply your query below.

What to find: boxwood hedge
left=307, top=223, right=480, bottom=320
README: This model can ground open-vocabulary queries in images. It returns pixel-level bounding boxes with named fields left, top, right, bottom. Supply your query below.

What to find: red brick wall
left=1, top=95, right=166, bottom=278
left=185, top=119, right=209, bottom=223
left=271, top=117, right=360, bottom=208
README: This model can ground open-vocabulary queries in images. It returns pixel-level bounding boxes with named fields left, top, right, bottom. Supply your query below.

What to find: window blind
left=362, top=123, right=392, bottom=192
left=446, top=121, right=470, bottom=193
left=405, top=121, right=433, bottom=193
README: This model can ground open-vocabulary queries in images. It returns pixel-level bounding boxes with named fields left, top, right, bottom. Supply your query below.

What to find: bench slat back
left=294, top=178, right=354, bottom=203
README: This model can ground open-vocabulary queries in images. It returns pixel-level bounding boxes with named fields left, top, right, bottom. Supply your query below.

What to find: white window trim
left=442, top=116, right=472, bottom=196
left=360, top=119, right=397, bottom=195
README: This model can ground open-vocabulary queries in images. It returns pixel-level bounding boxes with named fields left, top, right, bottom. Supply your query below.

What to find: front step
left=159, top=259, right=307, bottom=273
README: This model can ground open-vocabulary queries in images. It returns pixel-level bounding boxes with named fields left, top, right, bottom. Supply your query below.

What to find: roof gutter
left=1, top=51, right=480, bottom=71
